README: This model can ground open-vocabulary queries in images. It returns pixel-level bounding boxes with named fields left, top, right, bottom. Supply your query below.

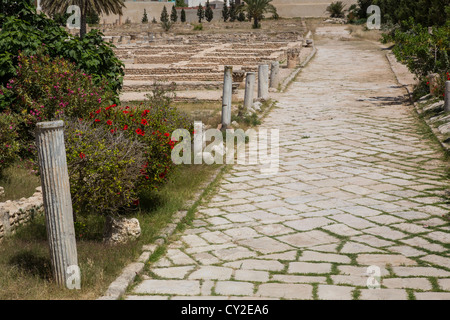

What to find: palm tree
left=239, top=0, right=276, bottom=29
left=41, top=0, right=126, bottom=38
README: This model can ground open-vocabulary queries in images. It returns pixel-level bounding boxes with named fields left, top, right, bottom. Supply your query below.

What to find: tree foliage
left=0, top=1, right=124, bottom=102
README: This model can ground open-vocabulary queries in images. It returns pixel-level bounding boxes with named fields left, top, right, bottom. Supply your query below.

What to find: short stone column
left=258, top=64, right=269, bottom=100
left=244, top=72, right=256, bottom=112
left=269, top=61, right=280, bottom=89
left=287, top=49, right=300, bottom=69
left=222, top=66, right=233, bottom=129
left=445, top=81, right=450, bottom=113
left=35, top=120, right=80, bottom=289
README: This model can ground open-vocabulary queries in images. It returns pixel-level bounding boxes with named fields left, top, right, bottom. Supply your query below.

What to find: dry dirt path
left=123, top=27, right=450, bottom=300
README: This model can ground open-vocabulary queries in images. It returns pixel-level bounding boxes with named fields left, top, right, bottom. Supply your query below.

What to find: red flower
left=95, top=107, right=101, bottom=114
left=110, top=129, right=115, bottom=133
left=79, top=152, right=86, bottom=159
left=123, top=125, right=128, bottom=130
left=136, top=128, right=145, bottom=136
left=107, top=120, right=113, bottom=125
left=141, top=118, right=148, bottom=125
left=164, top=132, right=170, bottom=137
left=94, top=119, right=100, bottom=122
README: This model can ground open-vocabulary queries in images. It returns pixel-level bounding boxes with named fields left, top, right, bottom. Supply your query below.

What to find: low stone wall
left=0, top=187, right=43, bottom=241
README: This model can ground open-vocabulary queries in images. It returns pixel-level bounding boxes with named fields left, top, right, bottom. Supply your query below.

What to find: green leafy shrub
left=383, top=18, right=450, bottom=98
left=64, top=119, right=146, bottom=216
left=0, top=111, right=20, bottom=176
left=88, top=99, right=192, bottom=191
left=0, top=2, right=124, bottom=99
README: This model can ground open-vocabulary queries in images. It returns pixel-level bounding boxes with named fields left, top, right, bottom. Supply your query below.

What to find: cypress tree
left=181, top=8, right=186, bottom=22
left=170, top=5, right=178, bottom=22
left=160, top=5, right=169, bottom=23
left=222, top=1, right=229, bottom=22
left=197, top=4, right=205, bottom=23
left=205, top=0, right=214, bottom=22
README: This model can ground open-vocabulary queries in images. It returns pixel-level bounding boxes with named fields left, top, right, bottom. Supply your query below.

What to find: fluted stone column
left=258, top=64, right=269, bottom=100
left=445, top=81, right=450, bottom=113
left=222, top=66, right=233, bottom=129
left=270, top=61, right=280, bottom=89
left=35, top=121, right=80, bottom=289
left=244, top=72, right=256, bottom=112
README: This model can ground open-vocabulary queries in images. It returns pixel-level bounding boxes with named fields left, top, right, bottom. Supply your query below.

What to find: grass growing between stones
left=0, top=163, right=220, bottom=300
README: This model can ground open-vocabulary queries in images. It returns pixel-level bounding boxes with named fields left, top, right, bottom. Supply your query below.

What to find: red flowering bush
left=89, top=101, right=192, bottom=189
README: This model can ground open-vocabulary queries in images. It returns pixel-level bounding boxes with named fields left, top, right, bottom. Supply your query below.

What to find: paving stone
left=359, top=289, right=408, bottom=300
left=288, top=262, right=332, bottom=274
left=299, top=251, right=351, bottom=264
left=331, top=214, right=377, bottom=229
left=133, top=280, right=201, bottom=295
left=390, top=222, right=429, bottom=234
left=199, top=231, right=232, bottom=244
left=387, top=245, right=426, bottom=257
left=224, top=259, right=285, bottom=271
left=382, top=278, right=432, bottom=291
left=356, top=254, right=416, bottom=266
left=256, top=283, right=313, bottom=299
left=400, top=237, right=446, bottom=253
left=238, top=236, right=294, bottom=254
left=200, top=280, right=215, bottom=296
left=271, top=274, right=327, bottom=284
left=215, top=281, right=254, bottom=296
left=419, top=254, right=450, bottom=269
left=425, top=231, right=450, bottom=244
left=254, top=223, right=295, bottom=236
left=206, top=217, right=232, bottom=226
left=166, top=249, right=197, bottom=265
left=222, top=204, right=259, bottom=213
left=188, top=266, right=233, bottom=280
left=277, top=230, right=339, bottom=248
left=363, top=226, right=407, bottom=240
left=152, top=266, right=195, bottom=279
left=223, top=227, right=260, bottom=239
left=331, top=275, right=367, bottom=287
left=341, top=206, right=381, bottom=217
left=317, top=285, right=354, bottom=300
left=193, top=252, right=221, bottom=265
left=283, top=217, right=334, bottom=231
left=366, top=214, right=405, bottom=225
left=438, top=278, right=450, bottom=291
left=212, top=246, right=256, bottom=261
left=415, top=292, right=450, bottom=300
left=322, top=223, right=361, bottom=237
left=340, top=241, right=383, bottom=254
left=392, top=266, right=450, bottom=277
left=181, top=234, right=209, bottom=247
left=234, top=270, right=270, bottom=282
left=338, top=265, right=390, bottom=277
left=258, top=250, right=298, bottom=261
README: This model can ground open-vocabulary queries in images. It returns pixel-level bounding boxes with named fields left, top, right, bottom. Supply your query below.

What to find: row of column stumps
left=221, top=62, right=281, bottom=129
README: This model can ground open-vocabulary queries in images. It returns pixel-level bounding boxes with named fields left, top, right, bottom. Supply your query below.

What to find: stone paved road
left=124, top=29, right=450, bottom=300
